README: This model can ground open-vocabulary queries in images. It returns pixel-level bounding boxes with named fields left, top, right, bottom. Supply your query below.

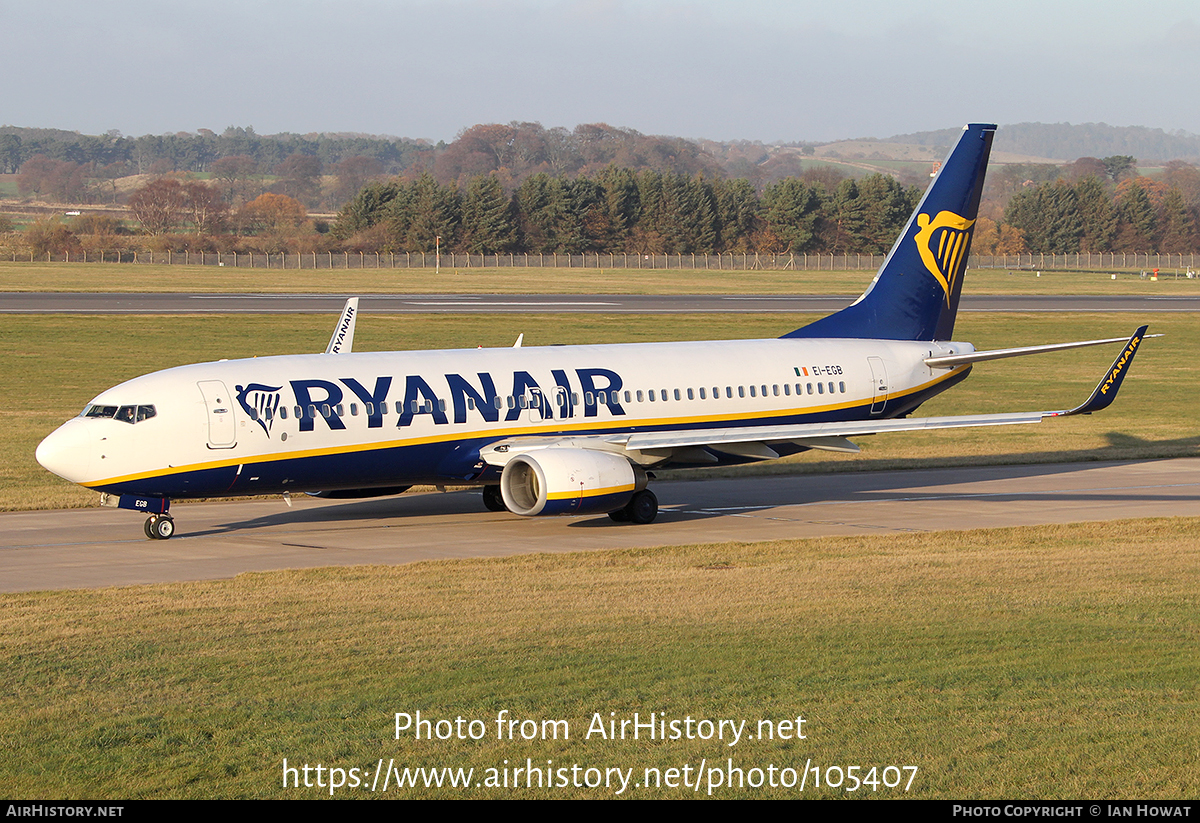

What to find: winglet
left=325, top=298, right=358, bottom=354
left=1055, top=325, right=1148, bottom=416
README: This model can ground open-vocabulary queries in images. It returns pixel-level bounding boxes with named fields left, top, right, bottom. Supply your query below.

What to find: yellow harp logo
left=914, top=211, right=975, bottom=304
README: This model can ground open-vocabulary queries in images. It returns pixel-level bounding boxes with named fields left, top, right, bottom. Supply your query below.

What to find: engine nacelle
left=500, top=449, right=646, bottom=516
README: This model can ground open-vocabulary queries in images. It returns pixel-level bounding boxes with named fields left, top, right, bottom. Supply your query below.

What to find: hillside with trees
left=2, top=121, right=1200, bottom=258
left=883, top=122, right=1200, bottom=163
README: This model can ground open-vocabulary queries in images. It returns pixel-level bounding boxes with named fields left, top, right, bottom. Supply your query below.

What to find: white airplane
left=37, top=124, right=1149, bottom=540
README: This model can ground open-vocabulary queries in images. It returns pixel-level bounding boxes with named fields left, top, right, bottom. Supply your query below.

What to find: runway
left=4, top=458, right=1197, bottom=593
left=2, top=292, right=1198, bottom=313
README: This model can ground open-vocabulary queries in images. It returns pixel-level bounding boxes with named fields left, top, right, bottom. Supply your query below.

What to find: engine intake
left=500, top=449, right=646, bottom=516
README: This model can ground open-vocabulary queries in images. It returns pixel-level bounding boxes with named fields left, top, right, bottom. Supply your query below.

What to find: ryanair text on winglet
left=1100, top=334, right=1141, bottom=396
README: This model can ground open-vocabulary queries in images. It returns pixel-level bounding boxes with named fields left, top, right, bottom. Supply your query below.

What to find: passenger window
left=839, top=382, right=846, bottom=393
left=321, top=404, right=331, bottom=418
left=738, top=386, right=745, bottom=398
left=783, top=384, right=790, bottom=396
left=467, top=397, right=476, bottom=410
left=584, top=392, right=594, bottom=406
left=636, top=390, right=644, bottom=402
left=438, top=399, right=446, bottom=412
left=648, top=390, right=656, bottom=402
left=806, top=384, right=813, bottom=395
left=349, top=403, right=357, bottom=416
left=817, top=383, right=824, bottom=394
left=687, top=388, right=694, bottom=400
left=279, top=407, right=288, bottom=420
left=829, top=382, right=835, bottom=394
left=263, top=407, right=273, bottom=421
left=335, top=404, right=344, bottom=416
left=726, top=387, right=733, bottom=398
left=624, top=391, right=632, bottom=403
left=699, top=387, right=707, bottom=400
left=773, top=385, right=779, bottom=396
left=674, top=389, right=681, bottom=401
left=493, top=397, right=503, bottom=409
left=294, top=405, right=302, bottom=418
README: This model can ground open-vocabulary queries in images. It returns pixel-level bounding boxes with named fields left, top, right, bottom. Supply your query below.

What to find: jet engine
left=499, top=449, right=646, bottom=517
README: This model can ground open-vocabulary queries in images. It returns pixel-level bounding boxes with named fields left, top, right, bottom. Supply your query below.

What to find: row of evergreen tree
left=1003, top=171, right=1200, bottom=253
left=333, top=168, right=921, bottom=255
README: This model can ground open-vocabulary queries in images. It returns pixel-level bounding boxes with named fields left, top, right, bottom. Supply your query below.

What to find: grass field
left=2, top=517, right=1197, bottom=798
left=4, top=283, right=1197, bottom=799
left=7, top=311, right=1195, bottom=511
left=1, top=260, right=1199, bottom=295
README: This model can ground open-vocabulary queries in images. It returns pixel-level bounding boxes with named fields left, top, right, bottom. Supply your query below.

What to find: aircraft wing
left=481, top=325, right=1148, bottom=467
left=482, top=411, right=1046, bottom=466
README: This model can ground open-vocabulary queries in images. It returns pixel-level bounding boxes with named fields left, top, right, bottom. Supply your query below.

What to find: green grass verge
left=1, top=260, right=1199, bottom=294
left=2, top=517, right=1197, bottom=798
left=6, top=312, right=1196, bottom=511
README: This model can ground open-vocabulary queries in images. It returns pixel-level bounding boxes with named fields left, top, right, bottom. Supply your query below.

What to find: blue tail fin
left=784, top=123, right=996, bottom=342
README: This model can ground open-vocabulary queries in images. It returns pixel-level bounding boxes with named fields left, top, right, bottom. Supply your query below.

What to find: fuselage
left=36, top=336, right=973, bottom=500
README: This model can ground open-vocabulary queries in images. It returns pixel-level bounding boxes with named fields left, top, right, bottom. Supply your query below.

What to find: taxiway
left=4, top=458, right=1197, bottom=593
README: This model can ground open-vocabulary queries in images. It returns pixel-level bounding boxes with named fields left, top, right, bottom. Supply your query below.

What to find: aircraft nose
left=36, top=420, right=93, bottom=484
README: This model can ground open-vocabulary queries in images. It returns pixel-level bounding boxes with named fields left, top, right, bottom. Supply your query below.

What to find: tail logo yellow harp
left=915, top=210, right=975, bottom=304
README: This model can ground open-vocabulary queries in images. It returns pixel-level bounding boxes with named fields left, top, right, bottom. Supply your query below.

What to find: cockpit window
left=83, top=404, right=156, bottom=424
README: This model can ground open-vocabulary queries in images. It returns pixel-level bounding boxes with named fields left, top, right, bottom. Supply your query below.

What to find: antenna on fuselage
left=512, top=333, right=523, bottom=348
left=325, top=298, right=359, bottom=354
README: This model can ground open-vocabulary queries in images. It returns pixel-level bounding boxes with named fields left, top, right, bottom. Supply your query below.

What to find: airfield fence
left=10, top=249, right=1200, bottom=271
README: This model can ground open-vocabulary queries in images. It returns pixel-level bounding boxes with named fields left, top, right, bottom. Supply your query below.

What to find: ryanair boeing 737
left=36, top=124, right=1149, bottom=539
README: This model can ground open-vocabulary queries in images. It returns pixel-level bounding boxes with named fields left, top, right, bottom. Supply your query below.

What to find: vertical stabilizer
left=784, top=123, right=996, bottom=342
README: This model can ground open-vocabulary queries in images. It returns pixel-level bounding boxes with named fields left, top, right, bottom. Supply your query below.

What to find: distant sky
left=4, top=0, right=1198, bottom=143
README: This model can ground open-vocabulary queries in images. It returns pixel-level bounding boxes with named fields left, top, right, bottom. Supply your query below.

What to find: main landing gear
left=144, top=514, right=176, bottom=540
left=608, top=489, right=658, bottom=525
left=482, top=484, right=507, bottom=512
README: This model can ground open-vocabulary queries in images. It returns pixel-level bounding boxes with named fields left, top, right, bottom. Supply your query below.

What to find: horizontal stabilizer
left=926, top=330, right=1161, bottom=368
